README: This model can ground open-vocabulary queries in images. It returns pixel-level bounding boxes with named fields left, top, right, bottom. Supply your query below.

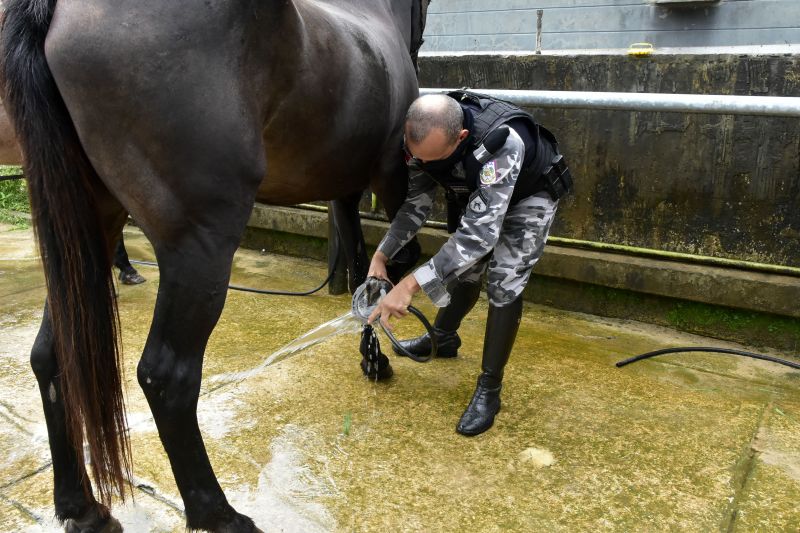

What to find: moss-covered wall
left=418, top=53, right=800, bottom=267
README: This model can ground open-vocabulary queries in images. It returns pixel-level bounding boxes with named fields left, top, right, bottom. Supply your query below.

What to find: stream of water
left=212, top=311, right=364, bottom=384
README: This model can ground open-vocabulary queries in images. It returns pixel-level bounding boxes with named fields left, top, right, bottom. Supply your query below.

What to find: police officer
left=367, top=91, right=572, bottom=436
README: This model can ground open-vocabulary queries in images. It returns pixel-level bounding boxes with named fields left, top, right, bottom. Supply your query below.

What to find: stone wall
left=418, top=53, right=800, bottom=267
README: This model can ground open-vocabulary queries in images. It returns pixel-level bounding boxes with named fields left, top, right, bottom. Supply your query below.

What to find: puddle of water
left=212, top=312, right=363, bottom=384
left=197, top=390, right=255, bottom=439
left=226, top=424, right=337, bottom=533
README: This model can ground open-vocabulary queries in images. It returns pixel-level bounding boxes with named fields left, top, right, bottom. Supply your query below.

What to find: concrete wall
left=418, top=52, right=800, bottom=268
left=423, top=0, right=800, bottom=52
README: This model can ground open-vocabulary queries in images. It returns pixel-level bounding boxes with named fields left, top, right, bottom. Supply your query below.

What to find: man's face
left=404, top=126, right=469, bottom=164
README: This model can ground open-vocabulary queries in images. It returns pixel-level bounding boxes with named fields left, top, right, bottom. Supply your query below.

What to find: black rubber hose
left=129, top=233, right=340, bottom=297
left=380, top=305, right=438, bottom=362
left=616, top=346, right=800, bottom=370
left=228, top=271, right=335, bottom=296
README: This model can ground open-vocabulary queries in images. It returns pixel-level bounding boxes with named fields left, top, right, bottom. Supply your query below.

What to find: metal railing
left=420, top=88, right=800, bottom=117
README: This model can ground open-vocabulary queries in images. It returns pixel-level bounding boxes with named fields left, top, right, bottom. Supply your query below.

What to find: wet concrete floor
left=1, top=223, right=798, bottom=532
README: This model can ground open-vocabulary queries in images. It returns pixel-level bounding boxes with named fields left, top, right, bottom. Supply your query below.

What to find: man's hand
left=368, top=250, right=390, bottom=280
left=367, top=274, right=421, bottom=331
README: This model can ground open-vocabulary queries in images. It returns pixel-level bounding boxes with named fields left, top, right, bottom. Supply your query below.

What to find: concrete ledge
left=537, top=246, right=800, bottom=319
left=247, top=204, right=800, bottom=319
left=247, top=204, right=330, bottom=239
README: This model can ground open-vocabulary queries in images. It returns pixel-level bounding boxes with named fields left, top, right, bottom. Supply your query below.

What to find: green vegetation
left=0, top=177, right=28, bottom=212
left=342, top=412, right=352, bottom=436
left=0, top=168, right=30, bottom=227
left=528, top=276, right=800, bottom=353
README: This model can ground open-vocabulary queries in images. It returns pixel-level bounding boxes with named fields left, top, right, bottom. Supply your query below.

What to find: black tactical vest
left=422, top=90, right=558, bottom=209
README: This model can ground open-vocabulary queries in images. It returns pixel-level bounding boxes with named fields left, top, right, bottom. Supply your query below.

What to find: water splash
left=226, top=424, right=338, bottom=532
left=212, top=311, right=363, bottom=384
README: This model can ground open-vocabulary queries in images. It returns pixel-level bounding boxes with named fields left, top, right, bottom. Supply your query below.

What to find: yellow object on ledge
left=628, top=42, right=654, bottom=57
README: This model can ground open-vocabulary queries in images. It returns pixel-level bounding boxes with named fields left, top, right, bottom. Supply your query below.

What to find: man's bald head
left=405, top=94, right=464, bottom=145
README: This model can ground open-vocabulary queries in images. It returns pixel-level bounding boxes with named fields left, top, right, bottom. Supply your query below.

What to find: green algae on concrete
left=527, top=275, right=800, bottom=353
left=1, top=223, right=799, bottom=532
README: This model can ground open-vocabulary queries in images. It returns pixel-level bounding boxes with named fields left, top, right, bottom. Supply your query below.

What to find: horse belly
left=254, top=144, right=377, bottom=205
left=253, top=1, right=416, bottom=206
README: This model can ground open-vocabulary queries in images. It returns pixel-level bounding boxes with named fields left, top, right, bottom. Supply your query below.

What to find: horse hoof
left=119, top=269, right=146, bottom=285
left=360, top=354, right=393, bottom=381
left=64, top=506, right=123, bottom=533
left=210, top=513, right=261, bottom=533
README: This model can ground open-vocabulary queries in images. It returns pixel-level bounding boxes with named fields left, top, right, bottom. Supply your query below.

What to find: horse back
left=43, top=0, right=419, bottom=214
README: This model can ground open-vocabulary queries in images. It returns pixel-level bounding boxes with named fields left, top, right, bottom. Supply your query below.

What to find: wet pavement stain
left=0, top=223, right=798, bottom=532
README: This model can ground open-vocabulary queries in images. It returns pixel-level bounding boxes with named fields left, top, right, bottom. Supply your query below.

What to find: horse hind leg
left=137, top=221, right=264, bottom=532
left=30, top=201, right=129, bottom=532
left=127, top=137, right=265, bottom=530
left=31, top=308, right=123, bottom=533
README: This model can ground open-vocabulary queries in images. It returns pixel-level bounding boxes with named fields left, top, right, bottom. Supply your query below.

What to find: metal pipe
left=419, top=88, right=800, bottom=118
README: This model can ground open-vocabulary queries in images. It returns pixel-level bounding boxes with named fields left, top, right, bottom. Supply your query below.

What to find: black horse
left=1, top=0, right=428, bottom=530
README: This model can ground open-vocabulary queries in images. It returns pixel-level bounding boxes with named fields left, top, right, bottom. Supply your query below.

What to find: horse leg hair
left=29, top=202, right=128, bottom=529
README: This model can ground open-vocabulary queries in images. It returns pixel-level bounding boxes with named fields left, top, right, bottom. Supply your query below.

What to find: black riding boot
left=456, top=296, right=523, bottom=436
left=394, top=281, right=481, bottom=358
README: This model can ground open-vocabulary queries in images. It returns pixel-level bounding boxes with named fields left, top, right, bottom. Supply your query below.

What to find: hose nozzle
left=351, top=276, right=437, bottom=361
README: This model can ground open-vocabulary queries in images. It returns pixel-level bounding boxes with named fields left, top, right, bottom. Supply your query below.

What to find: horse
left=0, top=109, right=147, bottom=285
left=0, top=99, right=22, bottom=163
left=1, top=0, right=429, bottom=530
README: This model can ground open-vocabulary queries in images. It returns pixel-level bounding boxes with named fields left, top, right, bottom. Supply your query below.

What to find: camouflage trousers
left=456, top=191, right=558, bottom=306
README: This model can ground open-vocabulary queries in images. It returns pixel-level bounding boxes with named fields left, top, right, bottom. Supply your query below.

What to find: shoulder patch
left=479, top=161, right=499, bottom=185
left=468, top=189, right=488, bottom=215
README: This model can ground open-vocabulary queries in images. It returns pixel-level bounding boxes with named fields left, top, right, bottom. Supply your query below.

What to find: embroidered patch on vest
left=468, top=190, right=489, bottom=214
left=479, top=161, right=499, bottom=185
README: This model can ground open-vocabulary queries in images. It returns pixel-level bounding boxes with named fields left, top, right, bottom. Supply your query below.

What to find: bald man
left=367, top=90, right=572, bottom=436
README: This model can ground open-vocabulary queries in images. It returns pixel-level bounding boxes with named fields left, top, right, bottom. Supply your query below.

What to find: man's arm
left=374, top=165, right=437, bottom=261
left=413, top=126, right=525, bottom=306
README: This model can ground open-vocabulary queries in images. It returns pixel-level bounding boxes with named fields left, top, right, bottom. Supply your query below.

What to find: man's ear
left=458, top=129, right=469, bottom=142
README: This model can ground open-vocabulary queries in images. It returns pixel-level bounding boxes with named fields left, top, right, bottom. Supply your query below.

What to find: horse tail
left=1, top=0, right=130, bottom=504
